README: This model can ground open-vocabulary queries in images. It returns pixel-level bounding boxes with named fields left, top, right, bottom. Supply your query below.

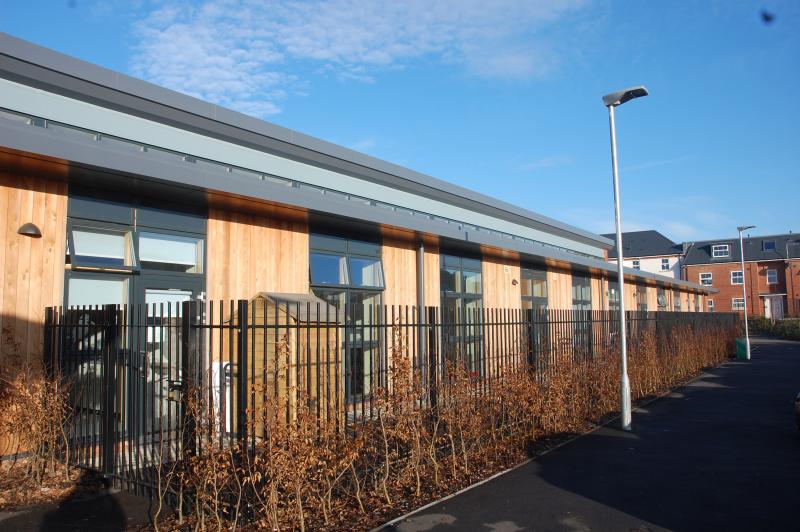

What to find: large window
left=657, top=287, right=668, bottom=310
left=699, top=272, right=713, bottom=286
left=731, top=270, right=744, bottom=285
left=440, top=254, right=483, bottom=376
left=309, top=234, right=384, bottom=402
left=607, top=281, right=620, bottom=312
left=732, top=298, right=745, bottom=311
left=520, top=268, right=548, bottom=312
left=635, top=284, right=648, bottom=311
left=712, top=244, right=730, bottom=258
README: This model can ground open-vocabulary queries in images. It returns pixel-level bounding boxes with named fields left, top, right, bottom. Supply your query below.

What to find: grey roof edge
left=0, top=32, right=612, bottom=250
left=0, top=118, right=710, bottom=296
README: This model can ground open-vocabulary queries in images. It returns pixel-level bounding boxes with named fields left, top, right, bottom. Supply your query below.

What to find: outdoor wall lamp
left=603, top=84, right=649, bottom=432
left=17, top=222, right=42, bottom=238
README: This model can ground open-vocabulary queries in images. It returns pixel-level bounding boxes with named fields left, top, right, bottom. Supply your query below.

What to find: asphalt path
left=384, top=337, right=800, bottom=532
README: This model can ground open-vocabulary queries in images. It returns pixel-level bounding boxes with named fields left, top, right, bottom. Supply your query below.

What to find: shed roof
left=251, top=292, right=343, bottom=323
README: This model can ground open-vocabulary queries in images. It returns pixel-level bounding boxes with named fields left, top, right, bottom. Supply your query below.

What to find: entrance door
left=765, top=296, right=784, bottom=319
left=131, top=277, right=203, bottom=451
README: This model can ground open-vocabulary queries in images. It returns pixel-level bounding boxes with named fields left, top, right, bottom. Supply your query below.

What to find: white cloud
left=128, top=0, right=588, bottom=117
left=518, top=154, right=573, bottom=172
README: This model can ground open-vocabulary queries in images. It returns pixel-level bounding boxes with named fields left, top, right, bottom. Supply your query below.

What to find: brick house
left=602, top=230, right=683, bottom=279
left=683, top=234, right=800, bottom=318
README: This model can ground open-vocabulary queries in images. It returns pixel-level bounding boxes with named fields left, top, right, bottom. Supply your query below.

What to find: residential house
left=683, top=233, right=800, bottom=318
left=602, top=230, right=684, bottom=279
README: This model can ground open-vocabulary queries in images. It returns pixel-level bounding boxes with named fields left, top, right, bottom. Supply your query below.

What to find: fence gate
left=44, top=302, right=210, bottom=494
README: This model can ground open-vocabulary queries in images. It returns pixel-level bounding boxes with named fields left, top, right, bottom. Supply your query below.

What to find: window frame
left=66, top=220, right=138, bottom=273
left=660, top=258, right=670, bottom=271
left=520, top=267, right=548, bottom=312
left=712, top=244, right=730, bottom=258
left=136, top=228, right=205, bottom=275
left=766, top=269, right=778, bottom=285
left=632, top=259, right=641, bottom=270
left=699, top=272, right=713, bottom=286
left=708, top=299, right=715, bottom=312
left=762, top=240, right=776, bottom=252
left=732, top=298, right=745, bottom=311
left=731, top=270, right=744, bottom=285
left=440, top=253, right=484, bottom=376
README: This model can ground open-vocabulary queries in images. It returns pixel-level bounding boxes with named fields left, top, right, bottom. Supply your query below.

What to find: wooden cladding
left=206, top=208, right=310, bottom=303
left=0, top=172, right=67, bottom=369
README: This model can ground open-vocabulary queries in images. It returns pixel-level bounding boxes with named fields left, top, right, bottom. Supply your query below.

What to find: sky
left=3, top=0, right=798, bottom=244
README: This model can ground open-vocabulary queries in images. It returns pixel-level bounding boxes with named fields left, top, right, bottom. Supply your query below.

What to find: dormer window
left=762, top=240, right=776, bottom=251
left=711, top=244, right=730, bottom=258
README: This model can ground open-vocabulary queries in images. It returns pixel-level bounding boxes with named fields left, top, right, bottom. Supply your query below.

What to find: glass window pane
left=532, top=278, right=547, bottom=298
left=311, top=288, right=346, bottom=310
left=68, top=277, right=127, bottom=306
left=443, top=254, right=461, bottom=268
left=310, top=253, right=348, bottom=285
left=520, top=278, right=532, bottom=297
left=461, top=257, right=482, bottom=272
left=463, top=270, right=482, bottom=294
left=348, top=240, right=381, bottom=257
left=349, top=257, right=384, bottom=287
left=139, top=232, right=202, bottom=273
left=72, top=229, right=130, bottom=266
left=441, top=268, right=460, bottom=292
left=310, top=233, right=348, bottom=253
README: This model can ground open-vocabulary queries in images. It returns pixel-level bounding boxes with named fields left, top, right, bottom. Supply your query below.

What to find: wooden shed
left=227, top=292, right=344, bottom=436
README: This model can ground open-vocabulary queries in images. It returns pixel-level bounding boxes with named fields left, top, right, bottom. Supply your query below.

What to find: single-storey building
left=0, top=32, right=714, bottom=378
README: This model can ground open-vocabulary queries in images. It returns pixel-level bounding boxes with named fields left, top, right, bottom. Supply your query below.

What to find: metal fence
left=43, top=301, right=738, bottom=495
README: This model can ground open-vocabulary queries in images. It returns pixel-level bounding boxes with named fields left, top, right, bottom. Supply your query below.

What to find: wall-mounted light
left=17, top=223, right=42, bottom=238
left=511, top=279, right=518, bottom=286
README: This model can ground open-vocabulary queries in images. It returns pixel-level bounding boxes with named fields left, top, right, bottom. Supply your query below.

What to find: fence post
left=236, top=299, right=249, bottom=445
left=426, top=307, right=438, bottom=410
left=101, top=304, right=118, bottom=478
left=181, top=300, right=199, bottom=458
left=43, top=307, right=55, bottom=380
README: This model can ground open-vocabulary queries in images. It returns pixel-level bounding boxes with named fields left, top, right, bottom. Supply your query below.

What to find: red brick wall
left=789, top=259, right=800, bottom=317
left=684, top=261, right=789, bottom=315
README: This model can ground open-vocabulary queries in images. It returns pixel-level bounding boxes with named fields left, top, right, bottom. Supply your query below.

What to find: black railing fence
left=43, top=301, right=737, bottom=496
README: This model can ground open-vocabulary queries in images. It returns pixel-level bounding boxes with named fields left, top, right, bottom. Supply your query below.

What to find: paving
left=385, top=337, right=800, bottom=532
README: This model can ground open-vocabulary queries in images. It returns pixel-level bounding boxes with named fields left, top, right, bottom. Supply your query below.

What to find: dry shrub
left=0, top=363, right=74, bottom=508
left=150, top=319, right=737, bottom=531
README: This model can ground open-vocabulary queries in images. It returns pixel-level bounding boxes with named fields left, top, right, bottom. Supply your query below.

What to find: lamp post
left=738, top=225, right=755, bottom=360
left=603, top=86, right=649, bottom=432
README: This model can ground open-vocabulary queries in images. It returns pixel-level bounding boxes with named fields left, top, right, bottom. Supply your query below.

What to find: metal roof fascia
left=0, top=32, right=612, bottom=249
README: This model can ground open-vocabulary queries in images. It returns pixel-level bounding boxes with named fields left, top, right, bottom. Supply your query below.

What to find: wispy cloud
left=621, top=155, right=690, bottom=173
left=518, top=154, right=574, bottom=172
left=349, top=137, right=376, bottom=152
left=128, top=0, right=589, bottom=116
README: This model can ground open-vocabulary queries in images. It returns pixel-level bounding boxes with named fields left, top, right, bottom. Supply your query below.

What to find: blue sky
left=3, top=0, right=798, bottom=243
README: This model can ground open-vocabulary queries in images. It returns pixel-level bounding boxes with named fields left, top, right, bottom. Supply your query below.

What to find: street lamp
left=603, top=85, right=648, bottom=432
left=738, top=225, right=755, bottom=360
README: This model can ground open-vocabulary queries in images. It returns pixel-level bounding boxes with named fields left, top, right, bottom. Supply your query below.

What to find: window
left=636, top=284, right=648, bottom=311
left=732, top=298, right=745, bottom=311
left=139, top=232, right=203, bottom=273
left=712, top=244, right=730, bottom=258
left=674, top=293, right=682, bottom=310
left=67, top=276, right=129, bottom=306
left=766, top=269, right=778, bottom=285
left=731, top=271, right=743, bottom=285
left=607, top=281, right=620, bottom=312
left=763, top=240, right=776, bottom=251
left=309, top=234, right=385, bottom=401
left=67, top=225, right=135, bottom=270
left=441, top=254, right=483, bottom=376
left=632, top=259, right=640, bottom=270
left=699, top=272, right=713, bottom=286
left=520, top=268, right=548, bottom=312
left=708, top=299, right=715, bottom=312
left=657, top=287, right=668, bottom=310
left=661, top=258, right=670, bottom=271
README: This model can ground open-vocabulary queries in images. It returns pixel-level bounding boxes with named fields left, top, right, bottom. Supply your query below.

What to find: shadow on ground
left=386, top=338, right=800, bottom=532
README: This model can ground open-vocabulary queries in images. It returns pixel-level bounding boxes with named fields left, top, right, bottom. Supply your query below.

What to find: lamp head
left=17, top=222, right=42, bottom=238
left=603, top=85, right=649, bottom=107
left=737, top=225, right=756, bottom=232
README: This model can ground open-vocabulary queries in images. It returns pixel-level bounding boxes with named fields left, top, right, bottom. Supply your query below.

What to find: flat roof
left=0, top=32, right=612, bottom=251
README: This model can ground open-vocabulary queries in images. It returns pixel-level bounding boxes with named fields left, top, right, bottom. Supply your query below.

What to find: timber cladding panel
left=381, top=238, right=417, bottom=308
left=206, top=209, right=310, bottom=303
left=0, top=172, right=67, bottom=370
left=482, top=256, right=521, bottom=310
left=548, top=269, right=573, bottom=310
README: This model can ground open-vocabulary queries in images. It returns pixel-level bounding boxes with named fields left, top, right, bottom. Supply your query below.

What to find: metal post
left=608, top=105, right=632, bottom=431
left=417, top=239, right=427, bottom=380
left=101, top=304, right=119, bottom=477
left=180, top=300, right=199, bottom=457
left=236, top=299, right=249, bottom=443
left=739, top=229, right=751, bottom=360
